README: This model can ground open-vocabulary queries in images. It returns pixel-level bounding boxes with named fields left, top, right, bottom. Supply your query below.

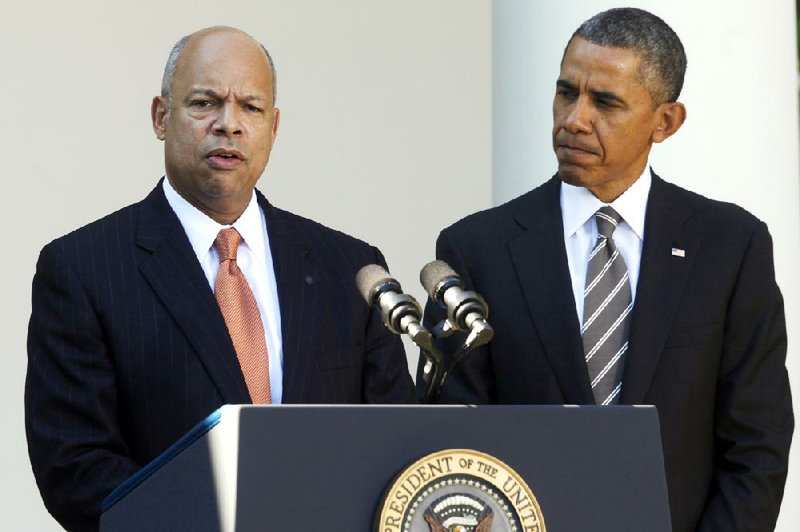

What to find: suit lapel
left=136, top=181, right=251, bottom=404
left=620, top=174, right=699, bottom=404
left=508, top=178, right=594, bottom=404
left=258, top=193, right=318, bottom=403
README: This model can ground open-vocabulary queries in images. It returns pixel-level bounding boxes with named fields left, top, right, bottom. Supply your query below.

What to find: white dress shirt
left=561, top=166, right=651, bottom=328
left=163, top=178, right=284, bottom=404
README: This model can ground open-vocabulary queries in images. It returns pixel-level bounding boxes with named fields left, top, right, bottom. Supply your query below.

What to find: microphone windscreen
left=355, top=264, right=395, bottom=304
left=419, top=260, right=458, bottom=300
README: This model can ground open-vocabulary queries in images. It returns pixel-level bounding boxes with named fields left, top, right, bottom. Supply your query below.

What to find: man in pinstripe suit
left=25, top=26, right=415, bottom=532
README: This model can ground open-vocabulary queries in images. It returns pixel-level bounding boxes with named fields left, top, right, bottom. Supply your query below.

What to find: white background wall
left=494, top=1, right=800, bottom=530
left=0, top=1, right=491, bottom=529
left=1, top=0, right=797, bottom=530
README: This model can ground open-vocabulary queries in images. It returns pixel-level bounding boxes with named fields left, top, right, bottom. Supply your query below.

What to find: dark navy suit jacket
left=26, top=181, right=415, bottom=532
left=419, top=173, right=793, bottom=532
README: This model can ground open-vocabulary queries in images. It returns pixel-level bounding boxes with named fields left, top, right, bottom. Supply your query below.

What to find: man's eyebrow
left=556, top=80, right=625, bottom=105
left=186, top=89, right=268, bottom=101
left=556, top=79, right=577, bottom=91
left=590, top=89, right=625, bottom=104
left=185, top=88, right=220, bottom=99
left=240, top=95, right=267, bottom=103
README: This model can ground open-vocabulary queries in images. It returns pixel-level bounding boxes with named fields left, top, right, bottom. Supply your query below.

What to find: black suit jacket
left=418, top=173, right=793, bottom=532
left=26, top=181, right=415, bottom=532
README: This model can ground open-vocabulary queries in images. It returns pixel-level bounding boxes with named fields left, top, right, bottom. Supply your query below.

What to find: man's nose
left=564, top=96, right=593, bottom=134
left=213, top=103, right=243, bottom=136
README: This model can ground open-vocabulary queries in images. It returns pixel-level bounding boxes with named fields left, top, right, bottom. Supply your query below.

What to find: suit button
left=304, top=275, right=314, bottom=285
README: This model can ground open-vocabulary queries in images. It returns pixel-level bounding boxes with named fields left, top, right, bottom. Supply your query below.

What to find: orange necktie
left=214, top=227, right=271, bottom=404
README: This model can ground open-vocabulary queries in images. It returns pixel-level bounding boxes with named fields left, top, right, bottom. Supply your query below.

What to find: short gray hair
left=566, top=7, right=687, bottom=104
left=160, top=31, right=278, bottom=108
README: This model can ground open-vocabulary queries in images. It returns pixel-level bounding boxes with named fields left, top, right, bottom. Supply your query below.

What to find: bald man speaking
left=25, top=27, right=415, bottom=532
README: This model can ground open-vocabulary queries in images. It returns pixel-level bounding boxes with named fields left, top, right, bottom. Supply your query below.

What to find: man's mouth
left=207, top=148, right=244, bottom=159
left=207, top=148, right=245, bottom=168
left=557, top=142, right=598, bottom=158
left=555, top=132, right=599, bottom=157
left=558, top=141, right=591, bottom=152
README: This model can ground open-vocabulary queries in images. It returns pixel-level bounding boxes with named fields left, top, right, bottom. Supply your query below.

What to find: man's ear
left=652, top=101, right=687, bottom=143
left=151, top=96, right=169, bottom=141
left=272, top=107, right=281, bottom=139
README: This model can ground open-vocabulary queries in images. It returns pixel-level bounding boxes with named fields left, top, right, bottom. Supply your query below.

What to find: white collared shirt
left=162, top=178, right=284, bottom=404
left=560, top=166, right=651, bottom=328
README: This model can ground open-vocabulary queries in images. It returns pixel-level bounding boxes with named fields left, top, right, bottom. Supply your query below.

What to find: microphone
left=419, top=260, right=494, bottom=350
left=355, top=264, right=434, bottom=353
left=356, top=264, right=445, bottom=403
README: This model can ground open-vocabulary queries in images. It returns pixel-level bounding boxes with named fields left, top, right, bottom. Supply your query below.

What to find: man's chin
left=557, top=165, right=590, bottom=187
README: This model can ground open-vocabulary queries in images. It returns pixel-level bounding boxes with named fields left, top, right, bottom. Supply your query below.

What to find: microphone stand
left=420, top=318, right=494, bottom=404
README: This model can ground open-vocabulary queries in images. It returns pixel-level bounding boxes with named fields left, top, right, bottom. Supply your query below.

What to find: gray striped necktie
left=582, top=206, right=633, bottom=405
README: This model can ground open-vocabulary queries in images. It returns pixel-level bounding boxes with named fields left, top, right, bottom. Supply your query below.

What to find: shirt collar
left=560, top=165, right=651, bottom=240
left=162, top=177, right=266, bottom=263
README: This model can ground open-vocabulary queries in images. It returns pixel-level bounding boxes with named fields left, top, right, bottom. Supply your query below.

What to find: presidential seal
left=376, top=449, right=545, bottom=532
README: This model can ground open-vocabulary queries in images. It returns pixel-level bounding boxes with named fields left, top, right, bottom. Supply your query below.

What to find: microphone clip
left=430, top=278, right=493, bottom=352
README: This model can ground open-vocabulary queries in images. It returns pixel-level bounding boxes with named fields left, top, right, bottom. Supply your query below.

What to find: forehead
left=173, top=31, right=273, bottom=96
left=559, top=37, right=646, bottom=94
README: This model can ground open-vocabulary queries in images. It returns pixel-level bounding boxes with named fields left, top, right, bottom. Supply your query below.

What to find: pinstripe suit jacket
left=25, top=180, right=415, bottom=532
left=418, top=173, right=793, bottom=532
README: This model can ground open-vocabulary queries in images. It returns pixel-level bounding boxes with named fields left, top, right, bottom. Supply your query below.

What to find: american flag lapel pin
left=671, top=247, right=685, bottom=258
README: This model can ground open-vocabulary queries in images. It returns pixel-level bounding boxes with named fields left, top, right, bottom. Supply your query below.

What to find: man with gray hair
left=26, top=26, right=415, bottom=532
left=419, top=8, right=793, bottom=531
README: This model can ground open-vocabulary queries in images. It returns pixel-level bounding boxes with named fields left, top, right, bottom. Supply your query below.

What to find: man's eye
left=245, top=104, right=263, bottom=113
left=190, top=100, right=213, bottom=108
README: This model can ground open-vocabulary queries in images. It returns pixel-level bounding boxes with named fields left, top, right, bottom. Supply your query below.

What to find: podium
left=100, top=405, right=671, bottom=531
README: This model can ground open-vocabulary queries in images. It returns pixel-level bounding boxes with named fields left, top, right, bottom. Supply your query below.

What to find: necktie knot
left=215, top=228, right=242, bottom=262
left=595, top=206, right=622, bottom=239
